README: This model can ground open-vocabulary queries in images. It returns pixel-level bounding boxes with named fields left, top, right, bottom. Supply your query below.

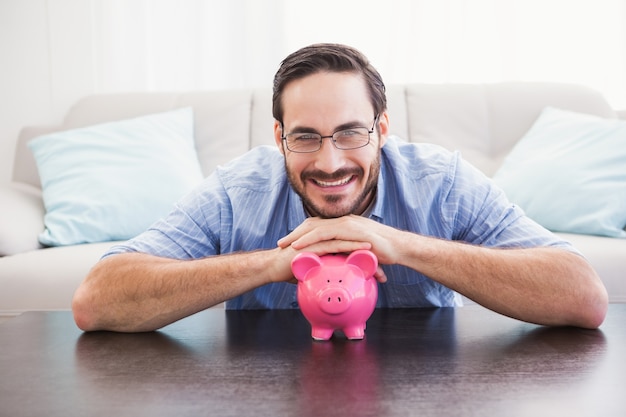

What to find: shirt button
left=291, top=301, right=299, bottom=308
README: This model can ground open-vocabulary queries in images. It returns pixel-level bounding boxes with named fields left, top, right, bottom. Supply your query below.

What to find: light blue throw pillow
left=493, top=107, right=626, bottom=238
left=29, top=107, right=204, bottom=246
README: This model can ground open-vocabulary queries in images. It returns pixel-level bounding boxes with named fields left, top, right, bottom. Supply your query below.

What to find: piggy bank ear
left=346, top=250, right=378, bottom=278
left=291, top=252, right=322, bottom=282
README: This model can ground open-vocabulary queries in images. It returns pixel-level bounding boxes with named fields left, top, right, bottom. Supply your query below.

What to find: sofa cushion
left=405, top=82, right=616, bottom=176
left=0, top=183, right=45, bottom=256
left=60, top=90, right=254, bottom=177
left=28, top=107, right=204, bottom=246
left=493, top=107, right=626, bottom=238
left=0, top=241, right=119, bottom=312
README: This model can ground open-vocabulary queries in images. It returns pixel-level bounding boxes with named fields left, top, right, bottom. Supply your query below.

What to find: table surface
left=1, top=304, right=624, bottom=417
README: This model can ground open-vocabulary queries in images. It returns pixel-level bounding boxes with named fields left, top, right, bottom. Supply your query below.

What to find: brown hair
left=272, top=43, right=387, bottom=123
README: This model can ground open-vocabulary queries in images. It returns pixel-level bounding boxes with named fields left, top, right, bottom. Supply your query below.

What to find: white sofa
left=2, top=82, right=625, bottom=316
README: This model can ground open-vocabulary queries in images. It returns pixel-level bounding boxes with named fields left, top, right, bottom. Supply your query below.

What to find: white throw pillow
left=493, top=107, right=626, bottom=238
left=28, top=107, right=204, bottom=246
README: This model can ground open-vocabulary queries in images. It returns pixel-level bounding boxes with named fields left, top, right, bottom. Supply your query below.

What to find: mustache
left=301, top=168, right=364, bottom=182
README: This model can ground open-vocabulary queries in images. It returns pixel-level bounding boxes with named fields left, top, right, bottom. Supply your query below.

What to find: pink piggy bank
left=291, top=250, right=378, bottom=341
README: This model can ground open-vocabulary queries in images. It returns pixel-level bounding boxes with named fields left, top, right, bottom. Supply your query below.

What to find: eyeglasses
left=281, top=115, right=379, bottom=153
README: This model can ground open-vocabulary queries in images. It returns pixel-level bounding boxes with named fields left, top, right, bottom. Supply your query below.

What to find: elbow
left=580, top=284, right=609, bottom=330
left=71, top=255, right=163, bottom=333
left=72, top=284, right=99, bottom=332
left=574, top=267, right=609, bottom=330
left=71, top=261, right=107, bottom=332
left=558, top=253, right=608, bottom=329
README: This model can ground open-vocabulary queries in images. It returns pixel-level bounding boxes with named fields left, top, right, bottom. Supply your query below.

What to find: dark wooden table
left=1, top=304, right=624, bottom=417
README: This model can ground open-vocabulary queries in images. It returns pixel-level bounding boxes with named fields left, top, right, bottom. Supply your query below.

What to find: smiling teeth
left=315, top=176, right=352, bottom=187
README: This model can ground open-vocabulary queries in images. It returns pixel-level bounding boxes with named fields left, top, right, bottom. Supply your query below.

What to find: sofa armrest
left=0, top=182, right=45, bottom=256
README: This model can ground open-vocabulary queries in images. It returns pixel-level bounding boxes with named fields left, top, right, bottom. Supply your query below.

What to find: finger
left=277, top=231, right=295, bottom=248
left=296, top=240, right=372, bottom=256
left=276, top=218, right=319, bottom=248
left=289, top=224, right=355, bottom=250
left=278, top=216, right=369, bottom=249
left=277, top=234, right=296, bottom=249
left=374, top=266, right=387, bottom=283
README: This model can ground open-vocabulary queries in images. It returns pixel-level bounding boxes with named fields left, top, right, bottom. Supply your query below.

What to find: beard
left=285, top=152, right=380, bottom=219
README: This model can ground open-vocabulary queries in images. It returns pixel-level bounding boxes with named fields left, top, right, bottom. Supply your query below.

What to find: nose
left=319, top=287, right=352, bottom=315
left=313, top=137, right=347, bottom=173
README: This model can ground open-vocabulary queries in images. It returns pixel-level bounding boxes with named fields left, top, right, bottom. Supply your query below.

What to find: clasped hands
left=276, top=215, right=410, bottom=284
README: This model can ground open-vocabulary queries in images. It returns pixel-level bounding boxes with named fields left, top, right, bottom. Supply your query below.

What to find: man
left=72, top=43, right=608, bottom=332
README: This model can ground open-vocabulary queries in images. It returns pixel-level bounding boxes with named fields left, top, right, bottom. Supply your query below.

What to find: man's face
left=274, top=71, right=389, bottom=218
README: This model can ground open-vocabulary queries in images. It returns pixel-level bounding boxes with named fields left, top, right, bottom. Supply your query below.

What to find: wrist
left=266, top=246, right=298, bottom=284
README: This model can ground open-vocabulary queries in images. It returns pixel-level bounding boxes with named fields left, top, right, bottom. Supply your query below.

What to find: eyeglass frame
left=280, top=114, right=380, bottom=153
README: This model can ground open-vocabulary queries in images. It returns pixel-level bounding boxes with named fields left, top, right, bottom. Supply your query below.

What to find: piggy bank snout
left=318, top=286, right=352, bottom=315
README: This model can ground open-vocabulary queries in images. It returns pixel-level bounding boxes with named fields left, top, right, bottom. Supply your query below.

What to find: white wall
left=1, top=0, right=49, bottom=183
left=0, top=0, right=95, bottom=183
left=0, top=0, right=286, bottom=184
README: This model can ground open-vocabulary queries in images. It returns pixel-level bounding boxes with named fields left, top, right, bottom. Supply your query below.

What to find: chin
left=316, top=210, right=352, bottom=219
left=308, top=198, right=360, bottom=219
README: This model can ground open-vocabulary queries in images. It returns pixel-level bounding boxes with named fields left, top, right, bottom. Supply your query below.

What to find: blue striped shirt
left=105, top=136, right=576, bottom=309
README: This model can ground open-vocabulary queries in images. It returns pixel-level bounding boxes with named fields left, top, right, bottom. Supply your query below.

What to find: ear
left=346, top=250, right=378, bottom=278
left=274, top=120, right=285, bottom=155
left=377, top=111, right=390, bottom=149
left=291, top=252, right=322, bottom=282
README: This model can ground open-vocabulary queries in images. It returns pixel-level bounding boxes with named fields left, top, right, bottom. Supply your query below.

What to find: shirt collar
left=369, top=152, right=387, bottom=222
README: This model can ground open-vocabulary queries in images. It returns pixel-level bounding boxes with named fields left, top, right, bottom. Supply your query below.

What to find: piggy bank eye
left=339, top=279, right=343, bottom=283
left=327, top=279, right=330, bottom=283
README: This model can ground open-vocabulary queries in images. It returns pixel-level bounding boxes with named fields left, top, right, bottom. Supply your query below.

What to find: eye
left=293, top=133, right=319, bottom=141
left=336, top=129, right=360, bottom=138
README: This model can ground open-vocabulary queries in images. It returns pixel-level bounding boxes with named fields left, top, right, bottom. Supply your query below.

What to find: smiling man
left=278, top=71, right=383, bottom=219
left=72, top=43, right=608, bottom=332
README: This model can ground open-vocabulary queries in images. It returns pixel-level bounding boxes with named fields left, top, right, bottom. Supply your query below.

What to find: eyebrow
left=287, top=120, right=367, bottom=134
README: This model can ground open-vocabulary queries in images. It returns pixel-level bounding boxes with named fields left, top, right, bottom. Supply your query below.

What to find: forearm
left=72, top=248, right=291, bottom=332
left=276, top=215, right=608, bottom=328
left=395, top=231, right=608, bottom=329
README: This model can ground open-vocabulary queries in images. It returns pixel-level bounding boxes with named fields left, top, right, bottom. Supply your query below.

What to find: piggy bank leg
left=343, top=324, right=366, bottom=340
left=311, top=327, right=334, bottom=341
